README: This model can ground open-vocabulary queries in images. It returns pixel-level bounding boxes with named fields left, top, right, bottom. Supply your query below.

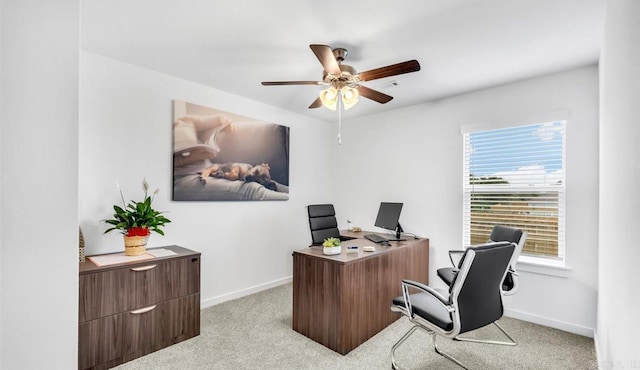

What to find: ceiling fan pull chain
left=337, top=96, right=342, bottom=145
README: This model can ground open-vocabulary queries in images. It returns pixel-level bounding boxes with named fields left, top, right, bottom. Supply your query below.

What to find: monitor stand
left=386, top=223, right=407, bottom=241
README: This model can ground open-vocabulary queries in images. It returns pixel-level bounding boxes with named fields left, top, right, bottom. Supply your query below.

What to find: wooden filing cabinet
left=78, top=246, right=200, bottom=370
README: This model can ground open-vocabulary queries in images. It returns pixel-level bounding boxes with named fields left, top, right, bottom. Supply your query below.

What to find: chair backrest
left=489, top=226, right=527, bottom=294
left=307, top=204, right=340, bottom=245
left=489, top=225, right=522, bottom=245
left=451, top=241, right=515, bottom=334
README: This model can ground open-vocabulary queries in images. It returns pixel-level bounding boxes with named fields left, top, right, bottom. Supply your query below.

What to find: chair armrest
left=402, top=279, right=451, bottom=306
left=448, top=250, right=464, bottom=266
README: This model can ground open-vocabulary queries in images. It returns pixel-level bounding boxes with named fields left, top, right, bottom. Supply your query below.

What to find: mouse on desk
left=381, top=241, right=391, bottom=247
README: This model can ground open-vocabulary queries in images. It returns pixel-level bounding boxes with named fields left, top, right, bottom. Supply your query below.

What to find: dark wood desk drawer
left=78, top=313, right=125, bottom=370
left=126, top=257, right=200, bottom=311
left=79, top=268, right=128, bottom=323
left=123, top=293, right=200, bottom=361
left=79, top=256, right=200, bottom=323
left=78, top=294, right=200, bottom=370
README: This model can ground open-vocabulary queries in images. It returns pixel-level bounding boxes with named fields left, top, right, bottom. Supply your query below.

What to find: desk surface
left=293, top=230, right=424, bottom=265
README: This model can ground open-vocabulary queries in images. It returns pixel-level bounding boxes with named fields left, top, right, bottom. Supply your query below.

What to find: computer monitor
left=374, top=202, right=405, bottom=241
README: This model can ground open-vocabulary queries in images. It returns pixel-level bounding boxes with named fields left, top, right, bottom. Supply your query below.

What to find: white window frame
left=461, top=115, right=567, bottom=267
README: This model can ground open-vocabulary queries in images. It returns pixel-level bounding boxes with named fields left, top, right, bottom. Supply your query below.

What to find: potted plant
left=104, top=179, right=171, bottom=256
left=322, top=237, right=342, bottom=255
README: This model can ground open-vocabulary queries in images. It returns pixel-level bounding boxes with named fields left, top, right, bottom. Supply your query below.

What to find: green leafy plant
left=103, top=179, right=171, bottom=236
left=322, top=237, right=341, bottom=247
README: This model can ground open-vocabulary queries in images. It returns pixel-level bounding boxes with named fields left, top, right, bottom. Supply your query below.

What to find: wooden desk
left=292, top=231, right=429, bottom=354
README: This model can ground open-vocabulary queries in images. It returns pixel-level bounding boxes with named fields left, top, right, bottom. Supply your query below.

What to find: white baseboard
left=199, top=279, right=596, bottom=339
left=200, top=276, right=292, bottom=308
left=504, top=307, right=595, bottom=338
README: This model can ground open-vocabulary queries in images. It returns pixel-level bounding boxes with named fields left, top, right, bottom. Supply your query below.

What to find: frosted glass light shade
left=319, top=87, right=338, bottom=110
left=341, top=87, right=359, bottom=110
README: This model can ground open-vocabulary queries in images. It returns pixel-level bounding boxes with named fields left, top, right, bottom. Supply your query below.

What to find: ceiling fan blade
left=310, top=44, right=341, bottom=75
left=358, top=60, right=421, bottom=82
left=309, top=97, right=322, bottom=109
left=357, top=86, right=393, bottom=104
left=262, top=81, right=324, bottom=86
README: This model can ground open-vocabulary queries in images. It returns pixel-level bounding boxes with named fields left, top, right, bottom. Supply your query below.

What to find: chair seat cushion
left=437, top=267, right=458, bottom=286
left=392, top=292, right=453, bottom=331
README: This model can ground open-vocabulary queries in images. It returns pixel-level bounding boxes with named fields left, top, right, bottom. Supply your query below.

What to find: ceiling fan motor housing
left=332, top=47, right=348, bottom=62
left=324, top=48, right=358, bottom=88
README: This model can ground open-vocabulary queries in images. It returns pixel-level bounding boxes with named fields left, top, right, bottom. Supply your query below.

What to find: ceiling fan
left=261, top=44, right=421, bottom=110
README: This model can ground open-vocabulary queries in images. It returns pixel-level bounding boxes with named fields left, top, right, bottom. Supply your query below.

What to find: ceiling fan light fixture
left=341, top=87, right=359, bottom=110
left=319, top=87, right=338, bottom=110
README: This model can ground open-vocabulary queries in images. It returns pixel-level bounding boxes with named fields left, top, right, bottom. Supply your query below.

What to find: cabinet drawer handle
left=130, top=264, right=157, bottom=272
left=130, top=305, right=156, bottom=314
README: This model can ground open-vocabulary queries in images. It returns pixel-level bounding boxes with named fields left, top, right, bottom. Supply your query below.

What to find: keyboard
left=364, top=234, right=388, bottom=243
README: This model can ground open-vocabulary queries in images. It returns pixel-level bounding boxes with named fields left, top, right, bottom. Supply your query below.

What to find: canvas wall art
left=172, top=100, right=290, bottom=201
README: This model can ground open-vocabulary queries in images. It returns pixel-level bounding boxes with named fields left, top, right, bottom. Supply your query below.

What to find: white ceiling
left=81, top=0, right=605, bottom=123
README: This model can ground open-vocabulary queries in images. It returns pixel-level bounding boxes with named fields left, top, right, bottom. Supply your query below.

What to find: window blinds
left=462, top=121, right=566, bottom=260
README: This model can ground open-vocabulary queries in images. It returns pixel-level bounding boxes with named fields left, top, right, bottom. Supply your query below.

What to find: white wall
left=79, top=52, right=334, bottom=305
left=0, top=2, right=3, bottom=355
left=0, top=1, right=79, bottom=369
left=597, top=0, right=640, bottom=367
left=334, top=66, right=599, bottom=336
left=0, top=2, right=4, bottom=355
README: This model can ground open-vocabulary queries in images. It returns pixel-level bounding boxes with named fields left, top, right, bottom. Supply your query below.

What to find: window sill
left=516, top=256, right=572, bottom=278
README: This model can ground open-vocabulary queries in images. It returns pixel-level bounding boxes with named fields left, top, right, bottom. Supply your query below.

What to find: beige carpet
left=115, top=283, right=597, bottom=369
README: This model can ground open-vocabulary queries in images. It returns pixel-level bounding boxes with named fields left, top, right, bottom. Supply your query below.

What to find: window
left=463, top=121, right=566, bottom=262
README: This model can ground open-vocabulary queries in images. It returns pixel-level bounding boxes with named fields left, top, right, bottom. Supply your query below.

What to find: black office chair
left=436, top=225, right=527, bottom=346
left=390, top=241, right=515, bottom=370
left=307, top=204, right=341, bottom=245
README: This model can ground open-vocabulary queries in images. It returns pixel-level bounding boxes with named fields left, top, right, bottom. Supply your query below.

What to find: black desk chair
left=390, top=241, right=515, bottom=370
left=307, top=204, right=341, bottom=245
left=436, top=225, right=526, bottom=346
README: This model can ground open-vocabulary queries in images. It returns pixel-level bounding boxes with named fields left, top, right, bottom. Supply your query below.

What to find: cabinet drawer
left=126, top=257, right=200, bottom=310
left=78, top=313, right=124, bottom=370
left=79, top=256, right=200, bottom=322
left=123, top=293, right=200, bottom=361
left=78, top=294, right=200, bottom=370
left=79, top=269, right=128, bottom=323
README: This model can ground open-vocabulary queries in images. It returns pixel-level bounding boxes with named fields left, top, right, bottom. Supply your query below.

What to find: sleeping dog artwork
left=172, top=100, right=289, bottom=201
left=199, top=162, right=278, bottom=191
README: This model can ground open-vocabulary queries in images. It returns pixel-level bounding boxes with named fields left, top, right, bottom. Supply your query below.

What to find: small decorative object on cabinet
left=79, top=227, right=86, bottom=262
left=78, top=245, right=200, bottom=370
left=322, top=237, right=341, bottom=255
left=103, top=179, right=171, bottom=256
